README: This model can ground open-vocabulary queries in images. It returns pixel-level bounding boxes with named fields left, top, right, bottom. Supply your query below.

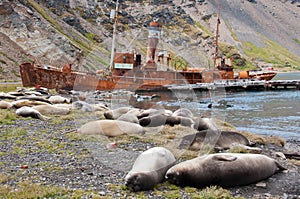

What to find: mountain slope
left=0, top=0, right=299, bottom=81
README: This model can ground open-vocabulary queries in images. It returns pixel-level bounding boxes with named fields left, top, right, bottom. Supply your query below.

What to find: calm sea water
left=134, top=72, right=300, bottom=141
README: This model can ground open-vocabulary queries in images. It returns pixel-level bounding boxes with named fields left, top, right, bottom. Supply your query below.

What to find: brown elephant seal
left=192, top=117, right=217, bottom=131
left=16, top=106, right=50, bottom=120
left=178, top=130, right=251, bottom=151
left=165, top=153, right=286, bottom=188
left=172, top=108, right=194, bottom=119
left=32, top=104, right=71, bottom=115
left=0, top=100, right=12, bottom=109
left=11, top=99, right=50, bottom=108
left=104, top=107, right=135, bottom=119
left=77, top=120, right=145, bottom=137
left=166, top=116, right=194, bottom=127
left=125, top=147, right=176, bottom=191
left=17, top=95, right=51, bottom=104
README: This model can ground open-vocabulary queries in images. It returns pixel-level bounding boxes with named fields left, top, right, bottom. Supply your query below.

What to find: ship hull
left=20, top=63, right=202, bottom=91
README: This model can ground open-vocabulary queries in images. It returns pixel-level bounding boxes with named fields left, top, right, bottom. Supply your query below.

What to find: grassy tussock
left=0, top=109, right=16, bottom=125
left=240, top=131, right=286, bottom=147
left=0, top=83, right=22, bottom=92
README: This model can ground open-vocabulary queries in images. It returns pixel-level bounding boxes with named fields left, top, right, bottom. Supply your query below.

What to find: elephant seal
left=17, top=95, right=51, bottom=104
left=165, top=153, right=286, bottom=188
left=125, top=147, right=176, bottom=191
left=72, top=101, right=92, bottom=112
left=48, top=95, right=71, bottom=104
left=166, top=116, right=194, bottom=127
left=137, top=108, right=172, bottom=119
left=0, top=92, right=17, bottom=100
left=0, top=100, right=12, bottom=109
left=77, top=120, right=145, bottom=137
left=32, top=104, right=71, bottom=115
left=16, top=106, right=50, bottom=120
left=172, top=108, right=194, bottom=119
left=11, top=99, right=50, bottom=108
left=192, top=117, right=217, bottom=131
left=139, top=113, right=168, bottom=127
left=178, top=130, right=251, bottom=151
left=117, top=112, right=139, bottom=124
left=104, top=107, right=134, bottom=119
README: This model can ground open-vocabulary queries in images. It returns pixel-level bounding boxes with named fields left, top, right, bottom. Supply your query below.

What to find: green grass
left=0, top=110, right=17, bottom=125
left=294, top=38, right=300, bottom=46
left=0, top=180, right=104, bottom=199
left=242, top=38, right=300, bottom=68
left=224, top=19, right=239, bottom=42
left=195, top=21, right=214, bottom=38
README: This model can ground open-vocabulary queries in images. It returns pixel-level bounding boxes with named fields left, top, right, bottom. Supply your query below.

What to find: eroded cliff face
left=0, top=0, right=299, bottom=81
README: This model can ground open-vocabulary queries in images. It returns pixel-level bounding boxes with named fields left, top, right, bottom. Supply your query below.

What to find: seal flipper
left=275, top=161, right=287, bottom=173
left=213, top=154, right=237, bottom=162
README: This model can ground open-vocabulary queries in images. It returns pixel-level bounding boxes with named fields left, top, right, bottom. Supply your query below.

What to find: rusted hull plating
left=20, top=63, right=202, bottom=91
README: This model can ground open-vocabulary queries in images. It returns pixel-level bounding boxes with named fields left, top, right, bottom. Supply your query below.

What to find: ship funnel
left=146, top=21, right=162, bottom=63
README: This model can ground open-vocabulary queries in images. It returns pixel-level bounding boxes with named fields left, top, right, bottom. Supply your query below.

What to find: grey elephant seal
left=48, top=95, right=71, bottom=104
left=77, top=120, right=145, bottom=137
left=125, top=147, right=176, bottom=191
left=72, top=101, right=108, bottom=112
left=139, top=113, right=168, bottom=127
left=16, top=106, right=50, bottom=120
left=137, top=108, right=172, bottom=119
left=18, top=95, right=51, bottom=104
left=172, top=108, right=194, bottom=119
left=117, top=112, right=139, bottom=124
left=165, top=153, right=286, bottom=188
left=178, top=130, right=250, bottom=150
left=166, top=116, right=194, bottom=127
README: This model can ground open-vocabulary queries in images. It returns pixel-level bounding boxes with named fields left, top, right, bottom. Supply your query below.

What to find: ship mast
left=213, top=3, right=221, bottom=70
left=109, top=0, right=119, bottom=72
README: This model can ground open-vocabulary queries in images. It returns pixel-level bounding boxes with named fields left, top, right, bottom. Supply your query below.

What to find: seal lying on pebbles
left=0, top=100, right=12, bottom=109
left=125, top=147, right=176, bottom=191
left=178, top=130, right=251, bottom=151
left=117, top=112, right=139, bottom=124
left=165, top=153, right=287, bottom=188
left=48, top=95, right=71, bottom=104
left=17, top=95, right=51, bottom=104
left=11, top=99, right=50, bottom=108
left=77, top=120, right=145, bottom=137
left=139, top=114, right=169, bottom=127
left=16, top=106, right=50, bottom=120
left=72, top=101, right=108, bottom=112
left=32, top=104, right=71, bottom=115
left=104, top=107, right=135, bottom=119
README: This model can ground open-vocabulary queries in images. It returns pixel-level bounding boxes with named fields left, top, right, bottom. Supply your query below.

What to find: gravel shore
left=0, top=109, right=299, bottom=198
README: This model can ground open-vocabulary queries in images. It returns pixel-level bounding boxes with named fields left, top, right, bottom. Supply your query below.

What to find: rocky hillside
left=0, top=0, right=299, bottom=81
